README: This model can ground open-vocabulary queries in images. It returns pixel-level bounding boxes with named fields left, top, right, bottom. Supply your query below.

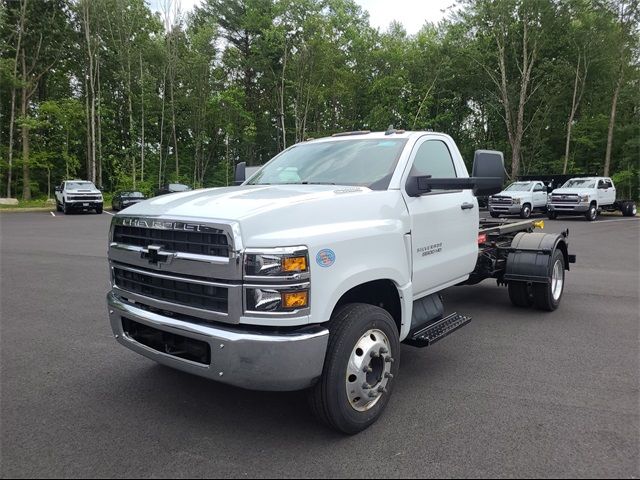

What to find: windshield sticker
left=316, top=249, right=336, bottom=268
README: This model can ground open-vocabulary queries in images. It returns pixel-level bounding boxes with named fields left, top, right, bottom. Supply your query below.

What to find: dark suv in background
left=112, top=191, right=146, bottom=211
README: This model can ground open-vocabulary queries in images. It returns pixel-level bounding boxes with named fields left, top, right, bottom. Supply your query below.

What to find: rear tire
left=621, top=201, right=637, bottom=217
left=520, top=204, right=532, bottom=219
left=308, top=303, right=400, bottom=435
left=547, top=211, right=558, bottom=220
left=532, top=249, right=565, bottom=311
left=585, top=204, right=598, bottom=221
left=508, top=282, right=533, bottom=308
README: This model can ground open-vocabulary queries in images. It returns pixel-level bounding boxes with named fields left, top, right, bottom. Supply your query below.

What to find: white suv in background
left=55, top=180, right=103, bottom=214
left=489, top=181, right=548, bottom=219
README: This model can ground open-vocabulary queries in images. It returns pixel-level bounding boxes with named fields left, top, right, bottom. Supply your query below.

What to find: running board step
left=405, top=313, right=472, bottom=348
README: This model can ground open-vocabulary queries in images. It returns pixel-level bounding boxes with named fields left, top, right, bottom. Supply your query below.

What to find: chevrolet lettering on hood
left=121, top=217, right=218, bottom=233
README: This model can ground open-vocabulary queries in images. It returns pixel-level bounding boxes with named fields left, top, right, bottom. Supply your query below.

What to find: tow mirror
left=55, top=186, right=61, bottom=193
left=234, top=162, right=246, bottom=186
left=406, top=149, right=505, bottom=197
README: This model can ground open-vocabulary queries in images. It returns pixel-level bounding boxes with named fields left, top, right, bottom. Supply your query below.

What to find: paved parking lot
left=1, top=210, right=638, bottom=478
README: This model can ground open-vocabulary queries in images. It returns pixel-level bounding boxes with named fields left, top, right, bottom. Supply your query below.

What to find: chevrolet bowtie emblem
left=143, top=245, right=172, bottom=266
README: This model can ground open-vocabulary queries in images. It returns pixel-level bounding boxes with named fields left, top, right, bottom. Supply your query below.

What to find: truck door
left=402, top=137, right=478, bottom=297
left=604, top=178, right=616, bottom=205
left=532, top=182, right=547, bottom=208
left=597, top=179, right=610, bottom=205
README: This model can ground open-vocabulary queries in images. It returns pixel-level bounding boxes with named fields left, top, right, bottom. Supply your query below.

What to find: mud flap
left=504, top=231, right=574, bottom=284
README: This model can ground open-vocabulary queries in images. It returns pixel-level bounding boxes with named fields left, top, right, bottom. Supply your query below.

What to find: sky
left=147, top=0, right=456, bottom=34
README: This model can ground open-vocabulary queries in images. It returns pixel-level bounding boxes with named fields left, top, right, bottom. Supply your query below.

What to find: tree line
left=0, top=0, right=638, bottom=200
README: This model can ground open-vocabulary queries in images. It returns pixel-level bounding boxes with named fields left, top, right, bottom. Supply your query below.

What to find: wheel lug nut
left=385, top=356, right=394, bottom=363
left=368, top=391, right=378, bottom=398
left=385, top=373, right=394, bottom=379
left=379, top=347, right=388, bottom=354
left=362, top=383, right=372, bottom=390
left=370, top=351, right=380, bottom=358
left=377, top=386, right=388, bottom=394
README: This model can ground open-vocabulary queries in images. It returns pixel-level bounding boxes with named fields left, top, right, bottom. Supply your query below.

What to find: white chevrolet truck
left=547, top=176, right=637, bottom=220
left=489, top=180, right=549, bottom=218
left=107, top=130, right=576, bottom=433
left=55, top=180, right=103, bottom=214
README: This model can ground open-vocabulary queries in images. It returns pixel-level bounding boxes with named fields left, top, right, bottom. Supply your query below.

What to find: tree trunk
left=140, top=52, right=145, bottom=183
left=6, top=0, right=27, bottom=198
left=21, top=52, right=31, bottom=201
left=604, top=71, right=622, bottom=177
left=97, top=58, right=102, bottom=188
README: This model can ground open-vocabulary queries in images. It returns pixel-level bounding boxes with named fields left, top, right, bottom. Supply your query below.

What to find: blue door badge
left=316, top=249, right=336, bottom=268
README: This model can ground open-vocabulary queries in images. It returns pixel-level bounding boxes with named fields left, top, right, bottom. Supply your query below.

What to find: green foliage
left=0, top=0, right=638, bottom=199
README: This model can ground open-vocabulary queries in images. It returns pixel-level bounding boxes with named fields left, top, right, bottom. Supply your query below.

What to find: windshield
left=169, top=184, right=191, bottom=192
left=247, top=139, right=409, bottom=190
left=504, top=182, right=533, bottom=192
left=66, top=181, right=96, bottom=190
left=562, top=179, right=595, bottom=189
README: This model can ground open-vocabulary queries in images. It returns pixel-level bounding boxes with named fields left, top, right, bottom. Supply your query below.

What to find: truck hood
left=118, top=185, right=409, bottom=247
left=551, top=188, right=591, bottom=196
left=67, top=188, right=101, bottom=194
left=493, top=191, right=531, bottom=199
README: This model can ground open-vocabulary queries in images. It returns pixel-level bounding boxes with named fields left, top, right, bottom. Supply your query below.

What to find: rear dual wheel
left=621, top=201, right=637, bottom=217
left=309, top=303, right=400, bottom=435
left=508, top=249, right=565, bottom=311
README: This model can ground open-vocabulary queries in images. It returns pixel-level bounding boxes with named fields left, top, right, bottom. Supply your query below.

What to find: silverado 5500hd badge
left=417, top=242, right=443, bottom=257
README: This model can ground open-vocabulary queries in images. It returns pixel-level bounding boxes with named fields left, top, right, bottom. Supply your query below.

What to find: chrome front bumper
left=489, top=204, right=521, bottom=214
left=548, top=203, right=589, bottom=213
left=107, top=292, right=329, bottom=391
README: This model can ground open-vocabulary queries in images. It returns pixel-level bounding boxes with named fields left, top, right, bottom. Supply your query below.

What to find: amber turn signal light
left=282, top=256, right=307, bottom=272
left=281, top=290, right=309, bottom=309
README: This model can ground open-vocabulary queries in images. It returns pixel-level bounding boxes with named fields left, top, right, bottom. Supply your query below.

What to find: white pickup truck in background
left=547, top=177, right=637, bottom=221
left=106, top=130, right=576, bottom=434
left=55, top=180, right=103, bottom=214
left=489, top=180, right=549, bottom=219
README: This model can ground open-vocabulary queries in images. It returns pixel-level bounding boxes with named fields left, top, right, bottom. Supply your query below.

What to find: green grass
left=0, top=193, right=113, bottom=210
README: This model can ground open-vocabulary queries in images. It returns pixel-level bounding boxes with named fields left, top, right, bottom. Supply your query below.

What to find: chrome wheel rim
left=551, top=259, right=564, bottom=301
left=346, top=329, right=393, bottom=412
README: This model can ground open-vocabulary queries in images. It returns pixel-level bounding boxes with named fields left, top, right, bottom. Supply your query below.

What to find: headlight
left=580, top=195, right=589, bottom=202
left=512, top=197, right=521, bottom=205
left=244, top=247, right=309, bottom=278
left=245, top=285, right=310, bottom=312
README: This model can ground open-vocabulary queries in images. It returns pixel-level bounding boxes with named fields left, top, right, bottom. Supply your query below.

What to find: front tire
left=547, top=211, right=558, bottom=220
left=532, top=249, right=565, bottom=311
left=585, top=204, right=598, bottom=221
left=308, top=303, right=400, bottom=435
left=490, top=212, right=501, bottom=218
left=63, top=201, right=69, bottom=215
left=96, top=205, right=103, bottom=214
left=520, top=203, right=532, bottom=219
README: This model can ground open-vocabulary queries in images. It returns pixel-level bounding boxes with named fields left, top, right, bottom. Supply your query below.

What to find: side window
left=534, top=183, right=544, bottom=192
left=411, top=140, right=457, bottom=179
left=598, top=180, right=606, bottom=189
left=605, top=180, right=613, bottom=189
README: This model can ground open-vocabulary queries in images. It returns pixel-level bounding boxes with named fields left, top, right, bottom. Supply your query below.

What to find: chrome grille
left=551, top=194, right=579, bottom=203
left=114, top=266, right=228, bottom=312
left=113, top=224, right=229, bottom=257
left=490, top=196, right=512, bottom=205
left=109, top=216, right=242, bottom=324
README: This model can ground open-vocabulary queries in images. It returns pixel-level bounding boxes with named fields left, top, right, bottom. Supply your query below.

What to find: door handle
left=461, top=202, right=475, bottom=210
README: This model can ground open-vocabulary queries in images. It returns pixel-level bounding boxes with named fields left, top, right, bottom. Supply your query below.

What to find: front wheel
left=532, top=249, right=565, bottom=311
left=96, top=205, right=103, bottom=214
left=63, top=201, right=69, bottom=215
left=547, top=211, right=558, bottom=220
left=520, top=204, right=532, bottom=219
left=490, top=212, right=500, bottom=218
left=308, top=303, right=400, bottom=435
left=585, top=204, right=598, bottom=221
